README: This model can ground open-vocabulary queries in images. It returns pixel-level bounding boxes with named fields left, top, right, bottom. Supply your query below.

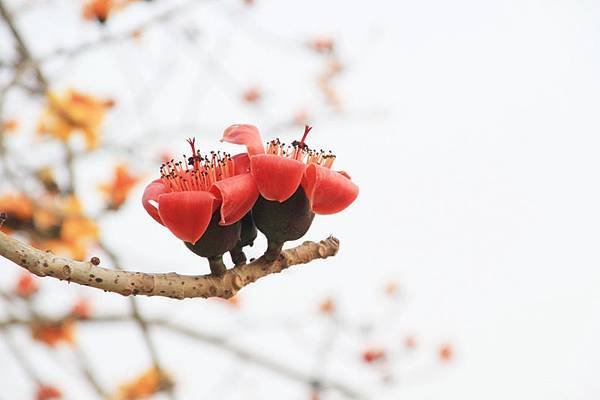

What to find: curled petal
left=157, top=191, right=218, bottom=243
left=142, top=179, right=168, bottom=225
left=231, top=153, right=251, bottom=175
left=222, top=124, right=265, bottom=155
left=251, top=154, right=306, bottom=202
left=211, top=173, right=259, bottom=225
left=302, top=164, right=359, bottom=214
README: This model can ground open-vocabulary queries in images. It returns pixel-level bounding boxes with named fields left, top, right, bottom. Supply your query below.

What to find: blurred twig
left=0, top=0, right=47, bottom=89
left=98, top=239, right=177, bottom=400
left=157, top=319, right=363, bottom=399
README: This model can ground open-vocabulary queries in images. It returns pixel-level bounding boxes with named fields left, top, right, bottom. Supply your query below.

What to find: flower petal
left=231, top=152, right=251, bottom=175
left=157, top=191, right=217, bottom=243
left=210, top=173, right=259, bottom=225
left=222, top=124, right=265, bottom=155
left=251, top=154, right=306, bottom=202
left=302, top=164, right=359, bottom=214
left=142, top=179, right=168, bottom=225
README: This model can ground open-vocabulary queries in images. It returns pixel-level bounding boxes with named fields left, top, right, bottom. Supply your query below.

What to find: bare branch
left=0, top=231, right=340, bottom=299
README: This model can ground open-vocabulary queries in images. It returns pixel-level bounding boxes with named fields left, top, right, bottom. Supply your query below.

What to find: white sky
left=1, top=0, right=600, bottom=399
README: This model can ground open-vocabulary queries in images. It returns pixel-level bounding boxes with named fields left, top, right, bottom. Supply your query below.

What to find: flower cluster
left=142, top=124, right=358, bottom=274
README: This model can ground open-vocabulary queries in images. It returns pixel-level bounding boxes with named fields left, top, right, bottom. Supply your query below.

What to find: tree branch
left=0, top=231, right=339, bottom=299
left=0, top=0, right=47, bottom=89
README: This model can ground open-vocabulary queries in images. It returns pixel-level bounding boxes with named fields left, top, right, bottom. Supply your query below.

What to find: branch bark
left=0, top=231, right=339, bottom=299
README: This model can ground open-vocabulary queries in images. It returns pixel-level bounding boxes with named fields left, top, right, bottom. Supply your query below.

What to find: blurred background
left=1, top=0, right=600, bottom=399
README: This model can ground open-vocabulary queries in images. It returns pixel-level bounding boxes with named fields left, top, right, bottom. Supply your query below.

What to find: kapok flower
left=222, top=124, right=358, bottom=214
left=142, top=138, right=258, bottom=247
left=222, top=124, right=357, bottom=259
left=113, top=366, right=173, bottom=400
left=37, top=89, right=114, bottom=150
left=99, top=164, right=140, bottom=209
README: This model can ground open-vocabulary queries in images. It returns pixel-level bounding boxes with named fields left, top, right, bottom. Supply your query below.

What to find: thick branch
left=0, top=231, right=339, bottom=299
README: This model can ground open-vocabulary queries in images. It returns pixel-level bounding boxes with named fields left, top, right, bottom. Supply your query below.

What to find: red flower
left=221, top=124, right=358, bottom=214
left=142, top=138, right=258, bottom=244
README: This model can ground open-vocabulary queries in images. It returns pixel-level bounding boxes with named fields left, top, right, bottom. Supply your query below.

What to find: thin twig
left=155, top=320, right=363, bottom=399
left=0, top=0, right=47, bottom=89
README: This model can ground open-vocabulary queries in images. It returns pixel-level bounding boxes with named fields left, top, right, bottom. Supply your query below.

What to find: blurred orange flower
left=0, top=193, right=34, bottom=221
left=242, top=86, right=261, bottom=103
left=439, top=343, right=454, bottom=362
left=36, top=385, right=62, bottom=400
left=403, top=335, right=417, bottom=350
left=385, top=280, right=398, bottom=296
left=98, top=164, right=140, bottom=209
left=310, top=37, right=334, bottom=53
left=113, top=366, right=172, bottom=400
left=82, top=0, right=118, bottom=23
left=318, top=297, right=335, bottom=315
left=31, top=319, right=76, bottom=347
left=83, top=0, right=145, bottom=23
left=2, top=118, right=18, bottom=133
left=37, top=89, right=114, bottom=150
left=32, top=196, right=98, bottom=260
left=14, top=272, right=39, bottom=298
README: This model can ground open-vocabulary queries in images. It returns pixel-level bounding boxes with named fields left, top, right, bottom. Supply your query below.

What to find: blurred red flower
left=36, top=385, right=62, bottom=400
left=362, top=348, right=386, bottom=364
left=71, top=298, right=92, bottom=319
left=242, top=87, right=261, bottom=103
left=14, top=272, right=38, bottom=298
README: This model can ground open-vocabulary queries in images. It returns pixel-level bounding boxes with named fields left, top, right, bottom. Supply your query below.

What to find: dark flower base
left=185, top=212, right=241, bottom=275
left=252, top=187, right=315, bottom=260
